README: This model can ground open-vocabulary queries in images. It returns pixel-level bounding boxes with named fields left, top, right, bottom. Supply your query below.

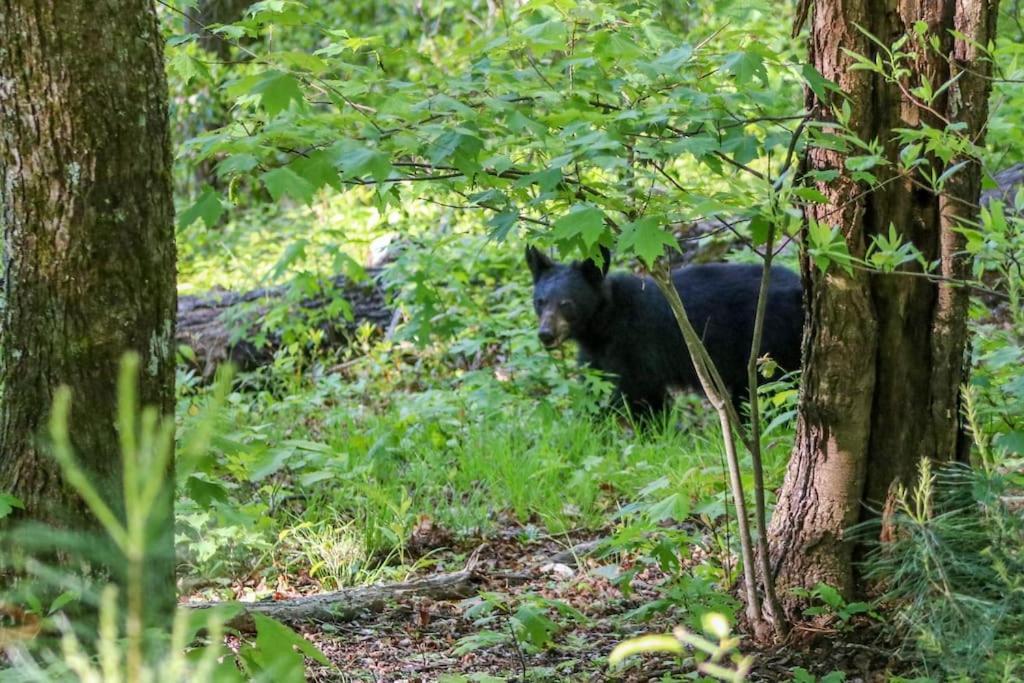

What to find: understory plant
left=862, top=455, right=1024, bottom=681
left=1, top=357, right=328, bottom=683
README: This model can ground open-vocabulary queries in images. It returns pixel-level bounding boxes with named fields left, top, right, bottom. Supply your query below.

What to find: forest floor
left=188, top=518, right=909, bottom=682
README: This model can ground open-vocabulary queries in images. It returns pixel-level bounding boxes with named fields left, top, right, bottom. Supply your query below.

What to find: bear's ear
left=577, top=246, right=611, bottom=287
left=525, top=245, right=554, bottom=281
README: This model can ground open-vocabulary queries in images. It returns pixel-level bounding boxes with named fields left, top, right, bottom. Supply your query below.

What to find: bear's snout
left=537, top=309, right=569, bottom=348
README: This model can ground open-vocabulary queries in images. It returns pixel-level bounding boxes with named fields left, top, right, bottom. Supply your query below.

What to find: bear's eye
left=534, top=297, right=546, bottom=308
left=560, top=299, right=576, bottom=314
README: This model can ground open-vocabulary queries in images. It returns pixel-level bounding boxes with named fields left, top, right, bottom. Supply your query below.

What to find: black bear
left=526, top=246, right=803, bottom=416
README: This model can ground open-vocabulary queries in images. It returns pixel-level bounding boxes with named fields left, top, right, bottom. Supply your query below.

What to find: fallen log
left=185, top=537, right=606, bottom=631
left=176, top=269, right=394, bottom=378
left=187, top=570, right=483, bottom=631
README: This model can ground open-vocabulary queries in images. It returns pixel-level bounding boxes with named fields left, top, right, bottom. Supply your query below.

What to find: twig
left=650, top=264, right=762, bottom=626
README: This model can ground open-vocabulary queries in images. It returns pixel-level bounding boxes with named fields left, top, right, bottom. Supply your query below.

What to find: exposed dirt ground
left=190, top=520, right=912, bottom=682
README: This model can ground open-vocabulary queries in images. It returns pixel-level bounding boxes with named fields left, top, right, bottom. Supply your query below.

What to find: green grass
left=175, top=341, right=796, bottom=592
left=171, top=191, right=801, bottom=596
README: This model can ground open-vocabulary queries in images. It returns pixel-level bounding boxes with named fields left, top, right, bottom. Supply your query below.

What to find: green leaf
left=845, top=155, right=885, bottom=171
left=290, top=151, right=342, bottom=191
left=0, top=493, right=24, bottom=520
left=47, top=591, right=79, bottom=615
left=793, top=187, right=830, bottom=204
left=618, top=216, right=678, bottom=267
left=724, top=49, right=768, bottom=86
left=216, top=154, right=259, bottom=178
left=451, top=631, right=509, bottom=657
left=513, top=604, right=558, bottom=648
left=488, top=210, right=518, bottom=241
left=609, top=634, right=684, bottom=666
left=429, top=131, right=483, bottom=175
left=645, top=493, right=690, bottom=523
left=274, top=50, right=328, bottom=74
left=185, top=476, right=229, bottom=507
left=749, top=214, right=772, bottom=245
left=241, top=613, right=330, bottom=683
left=552, top=205, right=605, bottom=248
left=178, top=188, right=225, bottom=229
left=251, top=70, right=305, bottom=117
left=261, top=167, right=316, bottom=205
left=514, top=167, right=562, bottom=193
left=814, top=583, right=844, bottom=609
left=330, top=141, right=392, bottom=182
left=995, top=431, right=1024, bottom=455
left=801, top=63, right=842, bottom=101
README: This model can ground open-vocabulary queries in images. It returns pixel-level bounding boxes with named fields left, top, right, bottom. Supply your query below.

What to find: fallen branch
left=186, top=570, right=482, bottom=631
left=176, top=269, right=392, bottom=378
left=185, top=537, right=607, bottom=631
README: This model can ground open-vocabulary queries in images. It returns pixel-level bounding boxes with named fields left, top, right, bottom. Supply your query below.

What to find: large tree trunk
left=768, top=0, right=1000, bottom=610
left=0, top=1, right=177, bottom=618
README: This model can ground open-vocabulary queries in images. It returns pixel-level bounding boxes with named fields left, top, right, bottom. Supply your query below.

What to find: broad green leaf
left=513, top=604, right=558, bottom=648
left=488, top=210, right=518, bottom=241
left=330, top=141, right=392, bottom=182
left=793, top=187, right=829, bottom=204
left=290, top=151, right=342, bottom=191
left=261, top=167, right=316, bottom=205
left=178, top=188, right=225, bottom=229
left=724, top=50, right=768, bottom=86
left=216, top=154, right=259, bottom=177
left=0, top=493, right=24, bottom=520
left=552, top=205, right=605, bottom=248
left=274, top=50, right=328, bottom=74
left=618, top=216, right=678, bottom=267
left=645, top=493, right=690, bottom=522
left=814, top=583, right=844, bottom=608
left=995, top=431, right=1024, bottom=455
left=520, top=20, right=568, bottom=52
left=749, top=214, right=772, bottom=245
left=514, top=167, right=562, bottom=193
left=251, top=70, right=305, bottom=117
left=240, top=613, right=330, bottom=683
left=429, top=131, right=483, bottom=175
left=845, top=155, right=885, bottom=171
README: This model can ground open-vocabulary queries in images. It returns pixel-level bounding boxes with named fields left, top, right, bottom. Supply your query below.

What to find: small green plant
left=1, top=356, right=330, bottom=682
left=790, top=582, right=875, bottom=628
left=608, top=612, right=753, bottom=682
left=791, top=667, right=847, bottom=683
left=0, top=493, right=24, bottom=521
left=862, top=457, right=1024, bottom=682
left=455, top=592, right=588, bottom=655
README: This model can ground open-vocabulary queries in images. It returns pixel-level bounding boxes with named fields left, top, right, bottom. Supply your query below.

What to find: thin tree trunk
left=0, top=1, right=177, bottom=620
left=185, top=0, right=253, bottom=58
left=768, top=0, right=999, bottom=613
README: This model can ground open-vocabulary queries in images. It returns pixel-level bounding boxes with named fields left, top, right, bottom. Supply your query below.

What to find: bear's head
left=525, top=246, right=610, bottom=348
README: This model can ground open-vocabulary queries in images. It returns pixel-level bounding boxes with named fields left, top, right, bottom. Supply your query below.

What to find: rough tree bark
left=768, top=0, right=1000, bottom=609
left=0, top=1, right=177, bottom=617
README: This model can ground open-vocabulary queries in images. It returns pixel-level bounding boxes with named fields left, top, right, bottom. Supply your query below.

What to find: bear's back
left=592, top=263, right=802, bottom=402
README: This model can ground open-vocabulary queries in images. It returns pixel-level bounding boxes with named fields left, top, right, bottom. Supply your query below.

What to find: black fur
left=526, top=246, right=803, bottom=416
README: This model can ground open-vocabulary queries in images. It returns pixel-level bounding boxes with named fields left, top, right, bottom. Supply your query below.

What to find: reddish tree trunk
left=768, top=0, right=1000, bottom=610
